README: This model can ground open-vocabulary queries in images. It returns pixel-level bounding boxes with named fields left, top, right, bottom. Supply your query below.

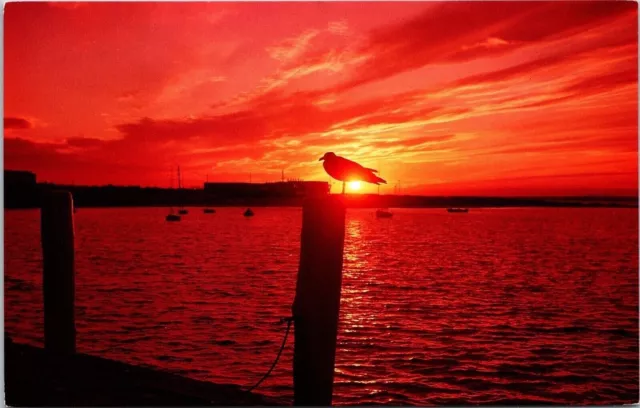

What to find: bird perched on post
left=319, top=152, right=386, bottom=194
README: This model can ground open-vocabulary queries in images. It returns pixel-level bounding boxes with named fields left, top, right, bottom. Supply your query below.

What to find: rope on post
left=246, top=316, right=294, bottom=393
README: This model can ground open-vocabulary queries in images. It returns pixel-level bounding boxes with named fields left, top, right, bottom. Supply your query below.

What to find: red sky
left=4, top=1, right=638, bottom=195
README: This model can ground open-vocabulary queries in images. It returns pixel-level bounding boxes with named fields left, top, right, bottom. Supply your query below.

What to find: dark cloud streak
left=4, top=117, right=32, bottom=129
left=337, top=2, right=635, bottom=93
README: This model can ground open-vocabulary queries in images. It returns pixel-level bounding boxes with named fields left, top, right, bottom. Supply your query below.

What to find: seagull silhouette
left=319, top=152, right=387, bottom=194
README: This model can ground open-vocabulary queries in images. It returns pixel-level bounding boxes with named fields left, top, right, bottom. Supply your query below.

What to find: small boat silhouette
left=176, top=166, right=188, bottom=215
left=447, top=208, right=469, bottom=213
left=166, top=213, right=181, bottom=222
left=166, top=166, right=182, bottom=221
left=376, top=208, right=393, bottom=218
left=244, top=208, right=254, bottom=217
left=203, top=208, right=216, bottom=214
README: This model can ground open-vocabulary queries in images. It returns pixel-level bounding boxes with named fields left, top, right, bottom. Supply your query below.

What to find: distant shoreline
left=5, top=173, right=638, bottom=209
left=5, top=194, right=638, bottom=210
left=5, top=205, right=638, bottom=210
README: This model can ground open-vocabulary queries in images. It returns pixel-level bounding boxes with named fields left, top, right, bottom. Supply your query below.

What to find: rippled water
left=5, top=207, right=639, bottom=405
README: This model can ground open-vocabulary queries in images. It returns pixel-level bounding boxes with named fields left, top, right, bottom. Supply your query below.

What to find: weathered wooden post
left=292, top=196, right=346, bottom=406
left=41, top=190, right=76, bottom=354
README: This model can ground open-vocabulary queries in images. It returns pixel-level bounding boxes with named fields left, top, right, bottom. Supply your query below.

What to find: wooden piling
left=292, top=196, right=346, bottom=406
left=41, top=191, right=76, bottom=354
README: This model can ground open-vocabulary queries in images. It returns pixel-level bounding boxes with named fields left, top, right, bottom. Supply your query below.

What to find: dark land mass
left=5, top=183, right=637, bottom=209
left=4, top=170, right=637, bottom=209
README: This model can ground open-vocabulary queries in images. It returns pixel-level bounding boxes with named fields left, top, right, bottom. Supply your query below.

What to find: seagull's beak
left=319, top=156, right=325, bottom=161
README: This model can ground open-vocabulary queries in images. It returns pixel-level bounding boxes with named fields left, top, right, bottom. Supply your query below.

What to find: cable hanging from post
left=246, top=316, right=294, bottom=393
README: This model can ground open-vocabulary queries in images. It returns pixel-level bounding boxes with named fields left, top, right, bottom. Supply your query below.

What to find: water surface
left=5, top=207, right=638, bottom=405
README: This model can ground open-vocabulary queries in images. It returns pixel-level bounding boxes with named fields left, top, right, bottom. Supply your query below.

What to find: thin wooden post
left=292, top=196, right=346, bottom=406
left=41, top=190, right=76, bottom=354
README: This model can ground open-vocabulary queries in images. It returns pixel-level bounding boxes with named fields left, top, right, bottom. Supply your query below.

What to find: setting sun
left=348, top=181, right=362, bottom=191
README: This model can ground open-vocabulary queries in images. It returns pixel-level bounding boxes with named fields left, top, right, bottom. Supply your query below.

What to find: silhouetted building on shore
left=6, top=170, right=37, bottom=187
left=204, top=181, right=329, bottom=198
left=5, top=170, right=38, bottom=208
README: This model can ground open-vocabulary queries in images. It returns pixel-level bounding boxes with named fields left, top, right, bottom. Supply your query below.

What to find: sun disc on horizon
left=348, top=181, right=362, bottom=191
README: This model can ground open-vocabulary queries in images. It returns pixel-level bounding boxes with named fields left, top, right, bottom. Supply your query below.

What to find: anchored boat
left=447, top=208, right=469, bottom=213
left=376, top=208, right=393, bottom=218
left=177, top=166, right=188, bottom=215
left=165, top=212, right=181, bottom=222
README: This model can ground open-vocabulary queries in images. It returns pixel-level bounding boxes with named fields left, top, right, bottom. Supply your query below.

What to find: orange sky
left=4, top=2, right=638, bottom=195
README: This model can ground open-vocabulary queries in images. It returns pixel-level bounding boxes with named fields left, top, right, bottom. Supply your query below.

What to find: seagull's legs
left=342, top=181, right=346, bottom=195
